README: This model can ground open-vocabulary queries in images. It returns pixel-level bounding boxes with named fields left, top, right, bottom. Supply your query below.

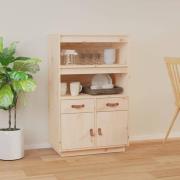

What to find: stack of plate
left=91, top=74, right=114, bottom=90
left=82, top=74, right=123, bottom=95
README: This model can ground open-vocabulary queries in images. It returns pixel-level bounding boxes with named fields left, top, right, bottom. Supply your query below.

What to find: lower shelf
left=59, top=147, right=126, bottom=157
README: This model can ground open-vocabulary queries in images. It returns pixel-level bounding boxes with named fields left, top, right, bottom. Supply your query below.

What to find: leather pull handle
left=90, top=129, right=95, bottom=137
left=98, top=128, right=103, bottom=136
left=71, top=104, right=85, bottom=109
left=106, top=103, right=119, bottom=107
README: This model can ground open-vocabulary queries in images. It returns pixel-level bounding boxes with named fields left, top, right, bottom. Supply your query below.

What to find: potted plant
left=0, top=37, right=40, bottom=160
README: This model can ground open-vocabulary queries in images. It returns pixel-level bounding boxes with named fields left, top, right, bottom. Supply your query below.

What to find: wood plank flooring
left=1, top=140, right=180, bottom=179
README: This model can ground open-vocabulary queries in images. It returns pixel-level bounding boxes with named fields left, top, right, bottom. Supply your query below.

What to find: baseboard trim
left=24, top=143, right=51, bottom=150
left=129, top=132, right=180, bottom=144
left=24, top=132, right=180, bottom=150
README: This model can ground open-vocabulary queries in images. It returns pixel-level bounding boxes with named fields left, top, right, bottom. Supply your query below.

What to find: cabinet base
left=59, top=147, right=126, bottom=157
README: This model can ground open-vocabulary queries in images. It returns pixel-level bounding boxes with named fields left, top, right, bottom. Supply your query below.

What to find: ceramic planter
left=0, top=129, right=24, bottom=160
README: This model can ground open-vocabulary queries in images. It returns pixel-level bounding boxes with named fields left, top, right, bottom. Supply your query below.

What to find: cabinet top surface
left=49, top=34, right=128, bottom=43
left=50, top=34, right=128, bottom=37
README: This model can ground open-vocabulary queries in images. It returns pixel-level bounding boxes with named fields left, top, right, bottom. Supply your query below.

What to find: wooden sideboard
left=48, top=34, right=129, bottom=156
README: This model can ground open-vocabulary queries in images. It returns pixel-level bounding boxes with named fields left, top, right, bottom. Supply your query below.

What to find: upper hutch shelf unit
left=48, top=34, right=129, bottom=157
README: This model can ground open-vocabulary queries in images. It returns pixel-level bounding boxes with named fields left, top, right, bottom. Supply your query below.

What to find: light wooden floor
left=1, top=141, right=180, bottom=180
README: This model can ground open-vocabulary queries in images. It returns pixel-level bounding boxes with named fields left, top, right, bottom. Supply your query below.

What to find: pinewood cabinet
left=48, top=34, right=129, bottom=157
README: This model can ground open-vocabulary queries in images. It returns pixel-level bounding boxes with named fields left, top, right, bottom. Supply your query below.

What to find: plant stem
left=14, top=104, right=17, bottom=129
left=8, top=108, right=11, bottom=130
left=13, top=96, right=18, bottom=130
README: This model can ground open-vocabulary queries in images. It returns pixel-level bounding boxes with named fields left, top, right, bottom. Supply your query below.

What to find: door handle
left=98, top=128, right=103, bottom=136
left=71, top=104, right=85, bottom=109
left=106, top=103, right=119, bottom=107
left=90, top=129, right=95, bottom=137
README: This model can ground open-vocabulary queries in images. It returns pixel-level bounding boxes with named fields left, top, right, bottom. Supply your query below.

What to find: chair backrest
left=165, top=57, right=180, bottom=107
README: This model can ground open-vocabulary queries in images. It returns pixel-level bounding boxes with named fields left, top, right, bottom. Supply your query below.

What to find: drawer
left=61, top=99, right=94, bottom=113
left=97, top=97, right=128, bottom=111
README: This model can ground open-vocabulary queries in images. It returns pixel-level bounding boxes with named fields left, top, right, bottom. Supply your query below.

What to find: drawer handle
left=106, top=103, right=119, bottom=107
left=71, top=104, right=85, bottom=109
left=90, top=129, right=95, bottom=137
left=98, top=128, right=103, bottom=136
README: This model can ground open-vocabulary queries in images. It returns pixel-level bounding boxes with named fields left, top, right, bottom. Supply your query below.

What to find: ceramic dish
left=91, top=74, right=113, bottom=89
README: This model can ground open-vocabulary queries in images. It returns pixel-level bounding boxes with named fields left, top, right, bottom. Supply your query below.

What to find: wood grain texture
left=48, top=34, right=61, bottom=153
left=97, top=97, right=128, bottom=111
left=60, top=65, right=128, bottom=75
left=61, top=113, right=95, bottom=150
left=97, top=111, right=128, bottom=147
left=1, top=141, right=180, bottom=179
left=61, top=99, right=95, bottom=113
left=60, top=35, right=128, bottom=43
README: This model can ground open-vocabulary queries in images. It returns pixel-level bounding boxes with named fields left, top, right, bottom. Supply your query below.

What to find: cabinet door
left=97, top=111, right=128, bottom=147
left=61, top=113, right=95, bottom=151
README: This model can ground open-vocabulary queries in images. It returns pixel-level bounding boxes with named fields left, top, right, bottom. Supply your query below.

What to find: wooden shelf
left=61, top=93, right=128, bottom=100
left=60, top=64, right=128, bottom=75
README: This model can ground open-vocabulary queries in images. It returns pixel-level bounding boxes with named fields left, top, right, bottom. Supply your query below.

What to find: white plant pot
left=0, top=129, right=24, bottom=160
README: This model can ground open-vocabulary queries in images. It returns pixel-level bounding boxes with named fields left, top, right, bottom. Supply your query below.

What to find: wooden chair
left=164, top=57, right=180, bottom=143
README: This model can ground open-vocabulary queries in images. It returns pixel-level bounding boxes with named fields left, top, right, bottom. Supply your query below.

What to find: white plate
left=91, top=74, right=113, bottom=89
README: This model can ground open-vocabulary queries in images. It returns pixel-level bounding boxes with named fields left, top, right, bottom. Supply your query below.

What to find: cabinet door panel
left=97, top=111, right=128, bottom=147
left=61, top=113, right=94, bottom=150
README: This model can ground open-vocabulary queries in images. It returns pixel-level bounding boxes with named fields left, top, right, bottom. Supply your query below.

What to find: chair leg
left=163, top=107, right=180, bottom=143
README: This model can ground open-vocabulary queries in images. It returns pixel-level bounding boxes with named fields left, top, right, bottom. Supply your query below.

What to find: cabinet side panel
left=48, top=34, right=60, bottom=153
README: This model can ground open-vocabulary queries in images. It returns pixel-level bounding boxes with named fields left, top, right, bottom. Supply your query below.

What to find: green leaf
left=0, top=47, right=15, bottom=66
left=0, top=85, right=14, bottom=108
left=14, top=57, right=31, bottom=61
left=0, top=67, right=7, bottom=89
left=12, top=80, right=21, bottom=92
left=13, top=79, right=36, bottom=93
left=0, top=41, right=18, bottom=66
left=0, top=37, right=3, bottom=53
left=9, top=71, right=28, bottom=81
left=8, top=41, right=18, bottom=55
left=19, top=79, right=36, bottom=92
left=13, top=58, right=41, bottom=73
left=0, top=76, right=6, bottom=89
left=0, top=64, right=5, bottom=74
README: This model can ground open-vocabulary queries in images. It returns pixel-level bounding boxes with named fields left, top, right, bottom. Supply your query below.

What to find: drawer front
left=97, top=97, right=128, bottom=111
left=61, top=99, right=94, bottom=113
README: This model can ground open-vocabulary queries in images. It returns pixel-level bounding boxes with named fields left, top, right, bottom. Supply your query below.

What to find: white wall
left=0, top=0, right=180, bottom=148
